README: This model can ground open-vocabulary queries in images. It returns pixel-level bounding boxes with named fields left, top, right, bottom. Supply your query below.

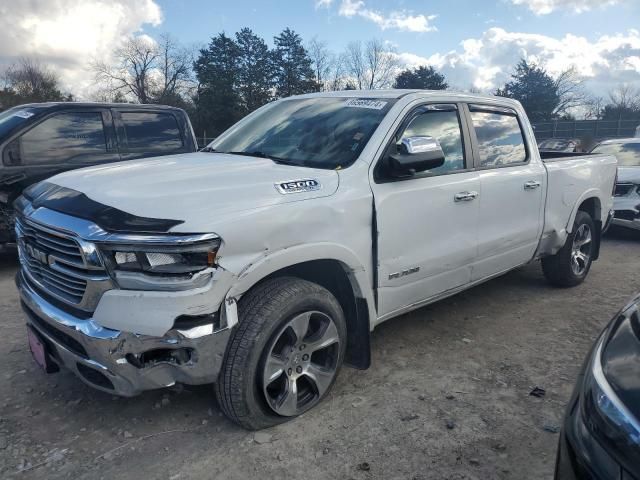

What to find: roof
left=292, top=89, right=513, bottom=103
left=13, top=102, right=185, bottom=111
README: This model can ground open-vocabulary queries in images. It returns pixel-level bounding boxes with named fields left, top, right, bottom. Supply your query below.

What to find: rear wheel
left=215, top=277, right=346, bottom=430
left=542, top=210, right=595, bottom=287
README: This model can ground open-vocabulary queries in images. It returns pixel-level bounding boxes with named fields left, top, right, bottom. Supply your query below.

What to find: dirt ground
left=1, top=228, right=639, bottom=480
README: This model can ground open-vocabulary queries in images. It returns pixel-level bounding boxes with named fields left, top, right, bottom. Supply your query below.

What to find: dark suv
left=0, top=103, right=197, bottom=249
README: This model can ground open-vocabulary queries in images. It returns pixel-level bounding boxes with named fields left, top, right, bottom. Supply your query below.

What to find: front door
left=372, top=104, right=480, bottom=318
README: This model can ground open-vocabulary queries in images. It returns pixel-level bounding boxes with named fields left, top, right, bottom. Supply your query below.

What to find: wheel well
left=260, top=259, right=371, bottom=369
left=577, top=197, right=602, bottom=260
left=578, top=197, right=600, bottom=221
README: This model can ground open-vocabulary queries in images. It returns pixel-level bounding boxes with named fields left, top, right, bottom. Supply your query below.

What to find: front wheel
left=215, top=277, right=346, bottom=430
left=542, top=210, right=596, bottom=287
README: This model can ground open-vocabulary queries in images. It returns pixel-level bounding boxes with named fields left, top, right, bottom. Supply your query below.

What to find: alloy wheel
left=570, top=223, right=592, bottom=276
left=261, top=311, right=341, bottom=417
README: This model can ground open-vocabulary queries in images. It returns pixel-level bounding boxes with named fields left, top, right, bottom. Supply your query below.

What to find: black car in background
left=0, top=103, right=197, bottom=249
left=555, top=294, right=640, bottom=479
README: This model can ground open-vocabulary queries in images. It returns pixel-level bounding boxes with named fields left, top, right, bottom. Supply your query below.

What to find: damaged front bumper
left=17, top=271, right=231, bottom=396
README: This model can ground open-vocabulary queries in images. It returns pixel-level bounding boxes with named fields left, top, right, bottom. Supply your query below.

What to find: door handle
left=524, top=180, right=541, bottom=190
left=454, top=191, right=479, bottom=202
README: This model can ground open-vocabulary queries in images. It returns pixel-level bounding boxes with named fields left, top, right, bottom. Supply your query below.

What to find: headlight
left=100, top=238, right=221, bottom=276
left=582, top=335, right=640, bottom=460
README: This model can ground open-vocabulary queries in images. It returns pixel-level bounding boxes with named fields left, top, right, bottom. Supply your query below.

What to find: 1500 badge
left=275, top=179, right=321, bottom=195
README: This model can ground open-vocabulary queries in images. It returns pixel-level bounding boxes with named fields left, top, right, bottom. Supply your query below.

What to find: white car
left=14, top=91, right=617, bottom=430
left=591, top=138, right=640, bottom=231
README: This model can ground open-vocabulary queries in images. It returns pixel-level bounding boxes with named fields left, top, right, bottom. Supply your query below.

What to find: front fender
left=220, top=242, right=377, bottom=330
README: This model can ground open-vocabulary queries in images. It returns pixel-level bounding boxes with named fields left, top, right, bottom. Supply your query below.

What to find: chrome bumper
left=611, top=217, right=640, bottom=231
left=17, top=271, right=231, bottom=396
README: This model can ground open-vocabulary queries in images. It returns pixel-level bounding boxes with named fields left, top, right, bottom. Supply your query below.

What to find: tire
left=542, top=210, right=596, bottom=287
left=215, top=276, right=347, bottom=430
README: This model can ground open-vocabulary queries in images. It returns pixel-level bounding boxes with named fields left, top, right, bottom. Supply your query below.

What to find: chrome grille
left=16, top=217, right=111, bottom=311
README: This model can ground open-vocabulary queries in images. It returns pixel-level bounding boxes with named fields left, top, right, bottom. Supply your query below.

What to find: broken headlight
left=100, top=239, right=221, bottom=275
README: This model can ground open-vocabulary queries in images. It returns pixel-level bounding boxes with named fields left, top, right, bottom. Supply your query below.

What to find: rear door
left=466, top=104, right=545, bottom=280
left=113, top=109, right=190, bottom=161
left=372, top=103, right=480, bottom=318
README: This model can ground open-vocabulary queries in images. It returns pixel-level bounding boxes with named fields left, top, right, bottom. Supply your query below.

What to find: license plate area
left=27, top=326, right=59, bottom=373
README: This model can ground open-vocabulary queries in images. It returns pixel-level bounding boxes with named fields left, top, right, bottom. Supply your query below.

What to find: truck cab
left=13, top=91, right=617, bottom=430
left=0, top=103, right=197, bottom=248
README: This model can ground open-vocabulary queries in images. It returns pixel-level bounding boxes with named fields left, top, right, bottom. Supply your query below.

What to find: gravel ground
left=1, top=228, right=639, bottom=480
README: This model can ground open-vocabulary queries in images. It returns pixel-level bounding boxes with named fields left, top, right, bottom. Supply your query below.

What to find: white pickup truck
left=15, top=91, right=616, bottom=430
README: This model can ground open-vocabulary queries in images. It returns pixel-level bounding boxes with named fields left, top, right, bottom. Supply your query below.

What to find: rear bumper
left=17, top=271, right=231, bottom=396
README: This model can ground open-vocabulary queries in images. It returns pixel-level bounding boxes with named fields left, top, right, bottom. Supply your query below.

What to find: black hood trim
left=22, top=182, right=184, bottom=234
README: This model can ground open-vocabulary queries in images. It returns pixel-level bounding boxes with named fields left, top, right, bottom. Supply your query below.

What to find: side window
left=470, top=110, right=527, bottom=167
left=121, top=112, right=183, bottom=151
left=398, top=109, right=465, bottom=175
left=18, top=112, right=106, bottom=165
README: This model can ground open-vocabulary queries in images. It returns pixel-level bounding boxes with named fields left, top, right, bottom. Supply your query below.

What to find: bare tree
left=364, top=39, right=399, bottom=90
left=93, top=34, right=193, bottom=104
left=584, top=95, right=606, bottom=120
left=155, top=34, right=194, bottom=103
left=553, top=66, right=588, bottom=117
left=344, top=41, right=367, bottom=89
left=4, top=58, right=67, bottom=103
left=93, top=36, right=158, bottom=103
left=343, top=39, right=399, bottom=90
left=607, top=84, right=640, bottom=111
left=308, top=37, right=333, bottom=91
left=327, top=53, right=347, bottom=91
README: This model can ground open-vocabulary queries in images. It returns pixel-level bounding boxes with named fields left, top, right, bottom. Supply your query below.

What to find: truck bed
left=539, top=153, right=617, bottom=256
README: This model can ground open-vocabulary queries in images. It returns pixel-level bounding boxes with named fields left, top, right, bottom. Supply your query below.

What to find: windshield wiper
left=220, top=150, right=300, bottom=166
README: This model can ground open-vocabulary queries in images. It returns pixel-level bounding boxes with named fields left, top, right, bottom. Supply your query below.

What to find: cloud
left=507, top=0, right=621, bottom=15
left=315, top=0, right=333, bottom=8
left=337, top=0, right=436, bottom=33
left=0, top=0, right=162, bottom=97
left=396, top=27, right=640, bottom=97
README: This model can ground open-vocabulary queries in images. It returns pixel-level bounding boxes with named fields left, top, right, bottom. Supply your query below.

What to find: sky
left=0, top=0, right=639, bottom=100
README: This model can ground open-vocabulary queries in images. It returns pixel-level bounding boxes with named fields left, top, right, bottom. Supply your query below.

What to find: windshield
left=209, top=97, right=396, bottom=169
left=591, top=142, right=640, bottom=167
left=0, top=107, right=41, bottom=139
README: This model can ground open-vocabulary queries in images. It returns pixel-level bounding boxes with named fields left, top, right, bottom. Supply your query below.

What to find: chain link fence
left=532, top=119, right=640, bottom=142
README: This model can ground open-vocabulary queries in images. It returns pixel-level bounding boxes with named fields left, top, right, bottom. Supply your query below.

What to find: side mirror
left=389, top=136, right=445, bottom=176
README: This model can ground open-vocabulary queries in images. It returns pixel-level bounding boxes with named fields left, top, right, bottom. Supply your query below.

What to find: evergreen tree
left=193, top=33, right=243, bottom=135
left=496, top=59, right=559, bottom=122
left=272, top=28, right=317, bottom=98
left=236, top=28, right=273, bottom=113
left=394, top=66, right=448, bottom=90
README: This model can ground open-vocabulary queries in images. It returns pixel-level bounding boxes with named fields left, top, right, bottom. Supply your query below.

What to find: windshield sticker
left=13, top=110, right=34, bottom=119
left=344, top=99, right=388, bottom=110
left=275, top=179, right=321, bottom=195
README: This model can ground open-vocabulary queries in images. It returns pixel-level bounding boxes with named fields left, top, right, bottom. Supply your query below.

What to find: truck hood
left=617, top=166, right=640, bottom=184
left=47, top=152, right=339, bottom=231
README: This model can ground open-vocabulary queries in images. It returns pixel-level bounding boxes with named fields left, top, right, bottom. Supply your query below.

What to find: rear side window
left=399, top=109, right=466, bottom=174
left=470, top=110, right=527, bottom=167
left=18, top=112, right=106, bottom=165
left=121, top=112, right=183, bottom=151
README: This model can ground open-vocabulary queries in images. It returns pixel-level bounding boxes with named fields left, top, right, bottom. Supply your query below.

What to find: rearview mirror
left=389, top=136, right=445, bottom=176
